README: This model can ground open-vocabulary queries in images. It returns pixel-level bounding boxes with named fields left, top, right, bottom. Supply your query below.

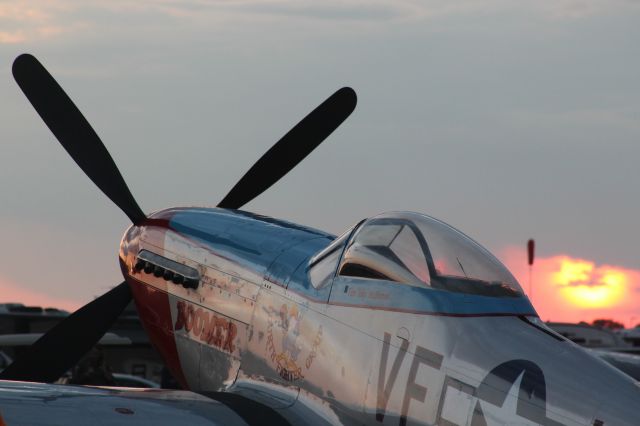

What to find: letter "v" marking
left=376, top=332, right=409, bottom=422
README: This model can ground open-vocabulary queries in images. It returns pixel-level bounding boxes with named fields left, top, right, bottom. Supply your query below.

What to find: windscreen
left=339, top=211, right=524, bottom=297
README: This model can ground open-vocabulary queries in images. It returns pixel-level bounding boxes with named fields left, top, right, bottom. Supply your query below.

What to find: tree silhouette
left=592, top=318, right=625, bottom=330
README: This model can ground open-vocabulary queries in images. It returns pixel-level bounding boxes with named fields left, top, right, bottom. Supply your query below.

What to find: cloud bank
left=500, top=246, right=640, bottom=325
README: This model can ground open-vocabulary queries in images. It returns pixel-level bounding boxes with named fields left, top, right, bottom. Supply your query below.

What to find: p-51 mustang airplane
left=0, top=54, right=638, bottom=426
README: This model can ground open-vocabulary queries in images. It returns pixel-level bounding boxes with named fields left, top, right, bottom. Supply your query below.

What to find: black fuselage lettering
left=400, top=346, right=443, bottom=426
left=376, top=332, right=443, bottom=424
left=376, top=332, right=409, bottom=422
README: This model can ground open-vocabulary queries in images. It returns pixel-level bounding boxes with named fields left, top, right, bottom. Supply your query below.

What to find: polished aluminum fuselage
left=119, top=207, right=640, bottom=425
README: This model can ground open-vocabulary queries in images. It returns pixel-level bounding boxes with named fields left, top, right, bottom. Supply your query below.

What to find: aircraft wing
left=0, top=380, right=249, bottom=425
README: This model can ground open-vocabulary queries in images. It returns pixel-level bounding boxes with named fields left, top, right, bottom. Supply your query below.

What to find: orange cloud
left=499, top=246, right=640, bottom=326
left=0, top=278, right=82, bottom=313
left=0, top=31, right=25, bottom=44
left=0, top=2, right=82, bottom=44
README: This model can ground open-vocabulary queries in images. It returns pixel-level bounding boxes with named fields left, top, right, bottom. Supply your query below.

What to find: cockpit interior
left=310, top=212, right=523, bottom=298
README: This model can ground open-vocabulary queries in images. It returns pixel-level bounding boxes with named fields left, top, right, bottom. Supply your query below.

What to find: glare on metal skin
left=119, top=208, right=640, bottom=426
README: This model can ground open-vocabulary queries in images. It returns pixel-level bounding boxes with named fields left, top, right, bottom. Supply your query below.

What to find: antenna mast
left=527, top=239, right=535, bottom=303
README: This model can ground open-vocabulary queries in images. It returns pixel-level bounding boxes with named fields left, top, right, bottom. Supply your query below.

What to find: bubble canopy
left=338, top=212, right=523, bottom=298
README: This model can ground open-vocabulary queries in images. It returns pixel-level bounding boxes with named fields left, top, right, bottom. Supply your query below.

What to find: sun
left=553, top=259, right=626, bottom=308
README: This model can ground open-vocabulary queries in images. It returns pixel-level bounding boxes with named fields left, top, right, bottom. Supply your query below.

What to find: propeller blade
left=0, top=282, right=132, bottom=383
left=217, top=87, right=357, bottom=209
left=12, top=54, right=146, bottom=225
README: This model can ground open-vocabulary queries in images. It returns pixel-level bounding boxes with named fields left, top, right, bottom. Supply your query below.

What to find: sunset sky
left=501, top=247, right=640, bottom=326
left=0, top=1, right=639, bottom=325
